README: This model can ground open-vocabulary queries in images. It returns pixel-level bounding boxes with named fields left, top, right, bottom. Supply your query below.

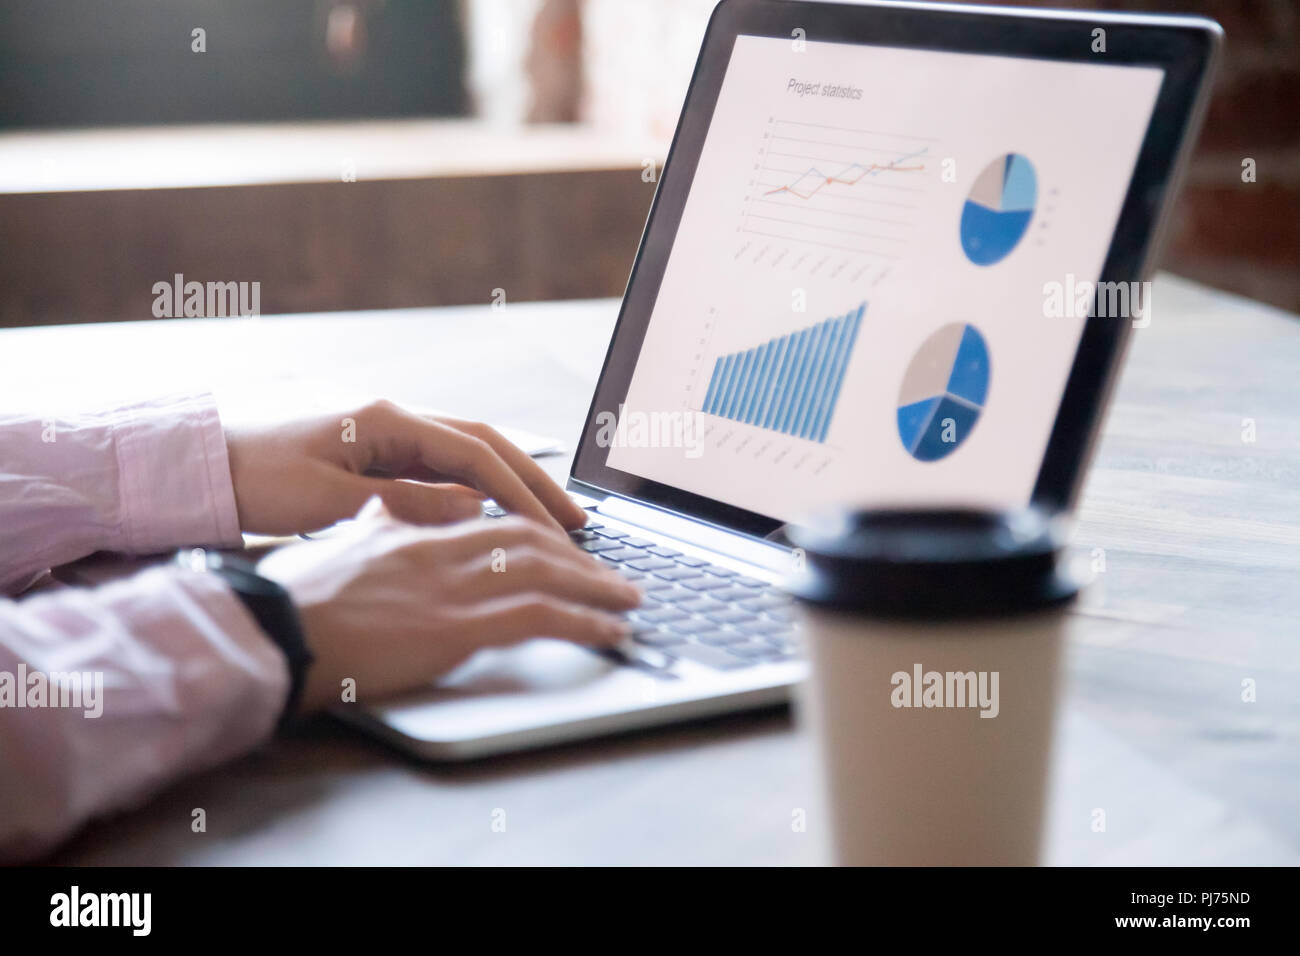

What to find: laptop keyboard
left=484, top=506, right=800, bottom=676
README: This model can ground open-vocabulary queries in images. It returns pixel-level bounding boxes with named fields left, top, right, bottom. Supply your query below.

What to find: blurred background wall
left=0, top=0, right=1295, bottom=327
left=0, top=0, right=468, bottom=126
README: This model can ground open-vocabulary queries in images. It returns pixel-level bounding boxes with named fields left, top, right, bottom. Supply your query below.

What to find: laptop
left=342, top=0, right=1220, bottom=759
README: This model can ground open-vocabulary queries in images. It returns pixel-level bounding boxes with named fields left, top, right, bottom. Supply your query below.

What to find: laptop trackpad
left=435, top=639, right=621, bottom=696
left=360, top=639, right=679, bottom=746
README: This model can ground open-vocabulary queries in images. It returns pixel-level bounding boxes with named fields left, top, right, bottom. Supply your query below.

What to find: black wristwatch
left=177, top=548, right=314, bottom=728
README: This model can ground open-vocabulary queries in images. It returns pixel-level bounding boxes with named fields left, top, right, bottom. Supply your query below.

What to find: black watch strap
left=177, top=549, right=314, bottom=728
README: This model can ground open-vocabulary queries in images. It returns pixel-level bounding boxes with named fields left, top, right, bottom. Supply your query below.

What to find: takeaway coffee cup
left=786, top=507, right=1084, bottom=866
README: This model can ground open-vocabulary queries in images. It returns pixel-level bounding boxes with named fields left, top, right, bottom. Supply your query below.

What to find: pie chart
left=897, top=323, right=990, bottom=462
left=960, top=153, right=1036, bottom=266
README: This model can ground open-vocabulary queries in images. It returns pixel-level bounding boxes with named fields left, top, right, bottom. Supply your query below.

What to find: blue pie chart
left=897, top=323, right=990, bottom=461
left=960, top=153, right=1036, bottom=266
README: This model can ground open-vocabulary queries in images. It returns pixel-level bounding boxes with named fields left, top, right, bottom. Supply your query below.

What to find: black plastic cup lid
left=784, top=507, right=1082, bottom=621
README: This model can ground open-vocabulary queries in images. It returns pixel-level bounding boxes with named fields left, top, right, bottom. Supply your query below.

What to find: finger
left=380, top=410, right=565, bottom=532
left=367, top=478, right=485, bottom=526
left=314, top=469, right=480, bottom=530
left=455, top=546, right=641, bottom=611
left=457, top=595, right=631, bottom=648
left=435, top=514, right=583, bottom=564
left=436, top=417, right=589, bottom=530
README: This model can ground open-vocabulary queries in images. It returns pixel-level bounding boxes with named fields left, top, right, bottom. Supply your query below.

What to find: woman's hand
left=258, top=510, right=641, bottom=711
left=224, top=400, right=588, bottom=536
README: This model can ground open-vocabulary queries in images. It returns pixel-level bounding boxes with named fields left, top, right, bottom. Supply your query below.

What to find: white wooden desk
left=1, top=275, right=1296, bottom=865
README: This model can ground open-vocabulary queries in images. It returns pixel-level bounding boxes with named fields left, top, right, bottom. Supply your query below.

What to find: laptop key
left=704, top=566, right=738, bottom=578
left=667, top=618, right=720, bottom=636
left=675, top=556, right=709, bottom=568
left=666, top=642, right=753, bottom=671
left=712, top=586, right=756, bottom=603
left=595, top=528, right=629, bottom=539
left=627, top=557, right=674, bottom=571
left=648, top=586, right=697, bottom=604
left=632, top=606, right=689, bottom=624
left=698, top=630, right=747, bottom=646
left=600, top=547, right=645, bottom=562
left=680, top=576, right=730, bottom=591
left=735, top=576, right=768, bottom=588
left=648, top=546, right=682, bottom=558
left=705, top=608, right=758, bottom=626
left=640, top=576, right=676, bottom=592
left=738, top=619, right=792, bottom=637
left=653, top=566, right=704, bottom=581
left=738, top=594, right=791, bottom=612
left=622, top=537, right=655, bottom=549
left=679, top=596, right=728, bottom=615
left=581, top=538, right=625, bottom=553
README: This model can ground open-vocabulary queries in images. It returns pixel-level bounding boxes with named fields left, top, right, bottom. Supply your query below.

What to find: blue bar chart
left=701, top=302, right=865, bottom=443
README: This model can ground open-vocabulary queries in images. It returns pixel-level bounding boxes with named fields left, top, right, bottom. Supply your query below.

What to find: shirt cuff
left=113, top=394, right=243, bottom=555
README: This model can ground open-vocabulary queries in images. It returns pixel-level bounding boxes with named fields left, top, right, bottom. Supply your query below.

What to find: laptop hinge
left=595, top=497, right=790, bottom=574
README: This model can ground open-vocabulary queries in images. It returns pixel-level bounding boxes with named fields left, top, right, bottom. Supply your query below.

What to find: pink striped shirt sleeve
left=0, top=395, right=289, bottom=861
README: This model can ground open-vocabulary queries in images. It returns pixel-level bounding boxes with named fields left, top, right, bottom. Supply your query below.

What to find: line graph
left=739, top=119, right=938, bottom=261
left=763, top=147, right=928, bottom=201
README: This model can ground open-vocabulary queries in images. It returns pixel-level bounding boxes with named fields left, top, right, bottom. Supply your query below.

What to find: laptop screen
left=603, top=34, right=1163, bottom=525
